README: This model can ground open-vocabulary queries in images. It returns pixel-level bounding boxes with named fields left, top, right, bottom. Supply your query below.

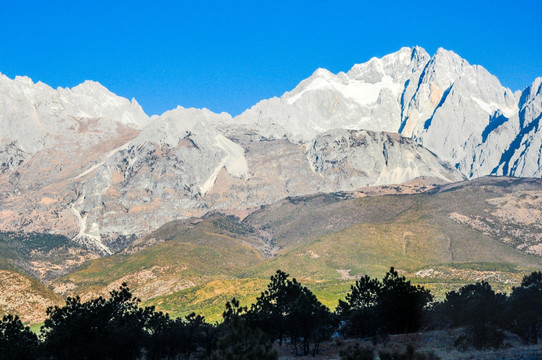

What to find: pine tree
left=213, top=298, right=277, bottom=360
left=0, top=314, right=39, bottom=360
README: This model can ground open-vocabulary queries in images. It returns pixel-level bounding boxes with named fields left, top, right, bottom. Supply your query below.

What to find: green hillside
left=0, top=231, right=95, bottom=282
left=0, top=269, right=62, bottom=324
left=49, top=177, right=542, bottom=322
left=56, top=214, right=267, bottom=300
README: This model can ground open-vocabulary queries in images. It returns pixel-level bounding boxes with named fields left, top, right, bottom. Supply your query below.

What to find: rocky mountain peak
left=521, top=77, right=542, bottom=105
left=1, top=47, right=541, bottom=253
left=71, top=79, right=110, bottom=94
left=346, top=46, right=430, bottom=83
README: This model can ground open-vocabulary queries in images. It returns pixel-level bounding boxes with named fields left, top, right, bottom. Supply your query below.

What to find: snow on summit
left=0, top=46, right=541, bottom=244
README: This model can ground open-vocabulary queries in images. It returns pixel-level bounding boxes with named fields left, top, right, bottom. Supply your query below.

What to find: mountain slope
left=0, top=269, right=62, bottom=324
left=0, top=231, right=98, bottom=282
left=493, top=77, right=542, bottom=177
left=53, top=214, right=267, bottom=301
left=0, top=74, right=149, bottom=250
left=223, top=47, right=538, bottom=180
left=226, top=47, right=431, bottom=142
left=0, top=72, right=463, bottom=246
left=1, top=47, right=542, bottom=251
left=47, top=177, right=542, bottom=321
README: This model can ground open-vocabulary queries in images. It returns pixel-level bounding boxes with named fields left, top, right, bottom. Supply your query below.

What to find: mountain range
left=5, top=176, right=542, bottom=323
left=2, top=46, right=541, bottom=256
left=2, top=46, right=542, bottom=322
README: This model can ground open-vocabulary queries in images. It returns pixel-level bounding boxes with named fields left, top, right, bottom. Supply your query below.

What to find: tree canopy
left=2, top=267, right=541, bottom=358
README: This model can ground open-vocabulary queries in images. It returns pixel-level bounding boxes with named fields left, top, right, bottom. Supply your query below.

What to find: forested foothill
left=2, top=268, right=542, bottom=359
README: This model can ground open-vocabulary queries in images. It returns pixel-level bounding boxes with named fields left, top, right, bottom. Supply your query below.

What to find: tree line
left=2, top=267, right=542, bottom=359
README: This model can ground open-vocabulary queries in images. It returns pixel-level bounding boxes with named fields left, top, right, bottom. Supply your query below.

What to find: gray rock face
left=68, top=118, right=462, bottom=253
left=0, top=74, right=149, bottom=253
left=0, top=141, right=28, bottom=174
left=0, top=47, right=541, bottom=253
left=224, top=47, right=540, bottom=180
left=0, top=74, right=148, bottom=158
left=493, top=77, right=542, bottom=177
left=69, top=107, right=249, bottom=252
left=224, top=47, right=431, bottom=142
left=308, top=129, right=463, bottom=187
left=403, top=49, right=519, bottom=177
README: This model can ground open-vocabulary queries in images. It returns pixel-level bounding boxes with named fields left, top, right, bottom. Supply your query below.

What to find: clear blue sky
left=1, top=0, right=541, bottom=116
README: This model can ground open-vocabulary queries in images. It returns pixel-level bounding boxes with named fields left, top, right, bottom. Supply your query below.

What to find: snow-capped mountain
left=0, top=46, right=541, bottom=252
left=226, top=47, right=430, bottom=142
left=224, top=47, right=530, bottom=179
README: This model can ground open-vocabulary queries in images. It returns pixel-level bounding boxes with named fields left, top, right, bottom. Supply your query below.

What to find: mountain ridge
left=1, top=46, right=541, bottom=253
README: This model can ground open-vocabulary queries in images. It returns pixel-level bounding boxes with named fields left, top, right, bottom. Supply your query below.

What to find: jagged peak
left=0, top=73, right=37, bottom=88
left=136, top=107, right=204, bottom=147
left=410, top=45, right=425, bottom=54
left=154, top=105, right=231, bottom=133
left=13, top=75, right=34, bottom=86
left=518, top=77, right=542, bottom=108
left=310, top=67, right=335, bottom=80
left=34, top=80, right=54, bottom=90
left=0, top=73, right=56, bottom=97
left=531, top=77, right=542, bottom=95
left=410, top=46, right=431, bottom=61
left=431, top=48, right=470, bottom=67
left=347, top=46, right=430, bottom=80
left=381, top=46, right=421, bottom=63
left=279, top=67, right=337, bottom=103
left=71, top=80, right=112, bottom=96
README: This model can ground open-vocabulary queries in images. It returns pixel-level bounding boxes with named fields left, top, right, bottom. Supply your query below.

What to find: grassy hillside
left=56, top=214, right=267, bottom=301
left=47, top=177, right=542, bottom=322
left=0, top=231, right=96, bottom=282
left=0, top=269, right=62, bottom=324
